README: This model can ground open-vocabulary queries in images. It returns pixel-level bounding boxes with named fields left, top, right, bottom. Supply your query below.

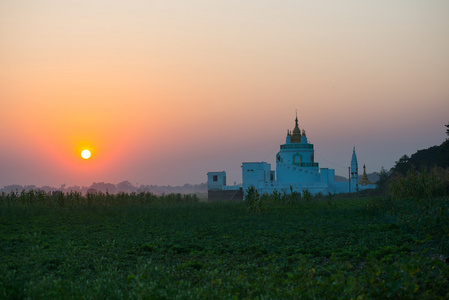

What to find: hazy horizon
left=1, top=1, right=448, bottom=188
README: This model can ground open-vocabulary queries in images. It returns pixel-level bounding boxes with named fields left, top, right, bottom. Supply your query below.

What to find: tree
left=90, top=182, right=117, bottom=194
left=436, top=139, right=449, bottom=168
left=375, top=166, right=389, bottom=194
left=392, top=155, right=410, bottom=175
left=116, top=181, right=135, bottom=193
left=446, top=122, right=449, bottom=138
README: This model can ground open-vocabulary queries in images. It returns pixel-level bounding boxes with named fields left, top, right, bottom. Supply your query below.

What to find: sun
left=81, top=149, right=91, bottom=159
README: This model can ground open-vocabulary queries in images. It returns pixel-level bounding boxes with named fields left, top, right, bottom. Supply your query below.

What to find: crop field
left=1, top=191, right=448, bottom=299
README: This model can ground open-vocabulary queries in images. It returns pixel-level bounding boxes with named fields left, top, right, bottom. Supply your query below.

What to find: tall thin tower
left=350, top=147, right=358, bottom=193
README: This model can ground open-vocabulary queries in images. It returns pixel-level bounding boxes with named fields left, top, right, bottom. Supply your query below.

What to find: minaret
left=350, top=147, right=358, bottom=192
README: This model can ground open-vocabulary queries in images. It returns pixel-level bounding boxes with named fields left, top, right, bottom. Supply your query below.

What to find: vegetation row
left=0, top=190, right=199, bottom=207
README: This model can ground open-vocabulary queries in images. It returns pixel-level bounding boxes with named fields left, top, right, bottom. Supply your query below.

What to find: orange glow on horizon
left=1, top=1, right=448, bottom=187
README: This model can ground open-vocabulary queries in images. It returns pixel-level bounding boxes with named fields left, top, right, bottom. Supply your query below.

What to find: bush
left=244, top=187, right=304, bottom=212
left=388, top=167, right=449, bottom=200
left=302, top=189, right=313, bottom=201
left=244, top=186, right=263, bottom=213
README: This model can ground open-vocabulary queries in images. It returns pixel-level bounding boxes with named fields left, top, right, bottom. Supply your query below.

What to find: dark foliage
left=391, top=123, right=449, bottom=176
left=391, top=144, right=449, bottom=176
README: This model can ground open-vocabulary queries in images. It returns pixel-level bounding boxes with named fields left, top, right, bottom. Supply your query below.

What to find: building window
left=213, top=175, right=218, bottom=182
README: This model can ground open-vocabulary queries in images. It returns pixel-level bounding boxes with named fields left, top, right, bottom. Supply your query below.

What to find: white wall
left=207, top=171, right=226, bottom=191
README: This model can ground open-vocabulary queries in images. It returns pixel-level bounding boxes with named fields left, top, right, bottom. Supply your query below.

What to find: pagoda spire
left=295, top=109, right=298, bottom=127
left=358, top=164, right=372, bottom=186
left=291, top=110, right=301, bottom=143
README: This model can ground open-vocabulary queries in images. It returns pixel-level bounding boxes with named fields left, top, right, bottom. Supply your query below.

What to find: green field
left=1, top=192, right=448, bottom=299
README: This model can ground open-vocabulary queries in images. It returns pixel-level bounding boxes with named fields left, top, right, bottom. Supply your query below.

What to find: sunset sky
left=1, top=0, right=448, bottom=188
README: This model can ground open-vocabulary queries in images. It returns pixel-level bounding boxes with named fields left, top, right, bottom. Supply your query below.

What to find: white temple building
left=207, top=115, right=376, bottom=200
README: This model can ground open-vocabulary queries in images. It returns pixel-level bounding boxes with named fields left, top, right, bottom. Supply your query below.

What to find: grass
left=1, top=193, right=448, bottom=299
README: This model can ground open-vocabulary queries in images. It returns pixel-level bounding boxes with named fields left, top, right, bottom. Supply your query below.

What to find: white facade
left=242, top=162, right=274, bottom=193
left=207, top=171, right=226, bottom=191
left=207, top=171, right=241, bottom=191
left=207, top=115, right=376, bottom=198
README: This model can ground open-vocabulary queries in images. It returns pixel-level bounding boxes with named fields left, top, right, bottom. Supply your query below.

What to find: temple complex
left=207, top=114, right=376, bottom=200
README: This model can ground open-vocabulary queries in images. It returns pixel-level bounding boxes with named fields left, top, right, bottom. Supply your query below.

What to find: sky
left=1, top=0, right=448, bottom=188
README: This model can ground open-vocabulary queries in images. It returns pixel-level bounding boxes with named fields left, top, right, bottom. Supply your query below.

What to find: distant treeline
left=375, top=124, right=449, bottom=194
left=391, top=140, right=449, bottom=176
left=0, top=181, right=207, bottom=196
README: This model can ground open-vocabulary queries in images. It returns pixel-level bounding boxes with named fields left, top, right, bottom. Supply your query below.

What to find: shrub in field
left=287, top=186, right=301, bottom=204
left=314, top=191, right=324, bottom=200
left=327, top=192, right=334, bottom=205
left=271, top=189, right=282, bottom=204
left=244, top=186, right=263, bottom=212
left=302, top=189, right=313, bottom=201
left=388, top=167, right=449, bottom=200
left=244, top=186, right=307, bottom=212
